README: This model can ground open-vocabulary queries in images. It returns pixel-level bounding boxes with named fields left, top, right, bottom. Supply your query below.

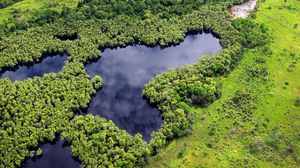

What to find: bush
left=295, top=97, right=300, bottom=107
left=92, top=75, right=103, bottom=90
left=233, top=18, right=271, bottom=49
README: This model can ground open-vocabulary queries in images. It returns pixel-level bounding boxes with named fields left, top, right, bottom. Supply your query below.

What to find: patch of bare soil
left=230, top=0, right=258, bottom=18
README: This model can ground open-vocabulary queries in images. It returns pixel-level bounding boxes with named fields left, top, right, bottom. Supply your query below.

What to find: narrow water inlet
left=0, top=53, right=68, bottom=81
left=55, top=33, right=79, bottom=41
left=21, top=33, right=222, bottom=168
left=23, top=140, right=80, bottom=168
left=85, top=33, right=222, bottom=141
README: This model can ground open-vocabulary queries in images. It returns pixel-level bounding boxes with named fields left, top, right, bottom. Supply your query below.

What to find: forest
left=0, top=0, right=299, bottom=167
left=0, top=0, right=21, bottom=9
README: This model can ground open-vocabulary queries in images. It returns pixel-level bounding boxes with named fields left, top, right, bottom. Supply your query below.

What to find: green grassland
left=147, top=0, right=300, bottom=167
left=0, top=0, right=80, bottom=24
left=0, top=0, right=298, bottom=167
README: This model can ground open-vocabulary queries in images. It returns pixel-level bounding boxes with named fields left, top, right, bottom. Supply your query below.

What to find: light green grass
left=147, top=0, right=300, bottom=167
left=0, top=0, right=80, bottom=24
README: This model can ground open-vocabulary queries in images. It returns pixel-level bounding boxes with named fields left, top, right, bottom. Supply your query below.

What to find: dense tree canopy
left=0, top=0, right=21, bottom=9
left=0, top=0, right=270, bottom=167
left=0, top=0, right=243, bottom=37
left=62, top=115, right=150, bottom=168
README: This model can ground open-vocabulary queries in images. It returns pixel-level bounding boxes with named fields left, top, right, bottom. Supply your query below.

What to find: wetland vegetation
left=0, top=0, right=299, bottom=167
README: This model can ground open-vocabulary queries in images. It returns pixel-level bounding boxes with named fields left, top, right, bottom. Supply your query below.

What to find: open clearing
left=230, top=0, right=258, bottom=18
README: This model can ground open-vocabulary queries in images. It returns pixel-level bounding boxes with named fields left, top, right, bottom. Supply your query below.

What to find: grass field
left=147, top=0, right=300, bottom=167
left=0, top=0, right=80, bottom=24
left=0, top=0, right=298, bottom=167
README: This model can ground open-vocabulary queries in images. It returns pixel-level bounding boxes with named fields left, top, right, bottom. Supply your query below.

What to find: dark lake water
left=0, top=53, right=68, bottom=81
left=21, top=33, right=221, bottom=168
left=23, top=140, right=80, bottom=168
left=85, top=33, right=222, bottom=141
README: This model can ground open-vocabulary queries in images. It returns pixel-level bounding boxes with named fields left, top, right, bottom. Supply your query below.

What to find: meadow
left=147, top=0, right=300, bottom=167
left=0, top=0, right=299, bottom=167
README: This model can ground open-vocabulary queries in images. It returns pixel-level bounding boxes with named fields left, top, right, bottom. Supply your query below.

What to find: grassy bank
left=0, top=0, right=80, bottom=24
left=147, top=0, right=300, bottom=167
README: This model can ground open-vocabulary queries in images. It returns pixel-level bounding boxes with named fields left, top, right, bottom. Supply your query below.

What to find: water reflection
left=0, top=53, right=68, bottom=81
left=23, top=140, right=80, bottom=168
left=20, top=33, right=221, bottom=168
left=85, top=33, right=222, bottom=141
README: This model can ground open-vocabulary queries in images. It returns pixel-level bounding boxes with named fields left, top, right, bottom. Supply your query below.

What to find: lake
left=0, top=53, right=68, bottom=81
left=85, top=33, right=222, bottom=141
left=23, top=140, right=80, bottom=168
left=22, top=33, right=221, bottom=168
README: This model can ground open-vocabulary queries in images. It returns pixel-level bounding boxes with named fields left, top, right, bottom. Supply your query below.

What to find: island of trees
left=0, top=0, right=298, bottom=167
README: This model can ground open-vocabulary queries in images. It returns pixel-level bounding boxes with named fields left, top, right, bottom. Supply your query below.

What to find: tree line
left=0, top=0, right=243, bottom=37
left=0, top=0, right=22, bottom=9
left=0, top=0, right=269, bottom=167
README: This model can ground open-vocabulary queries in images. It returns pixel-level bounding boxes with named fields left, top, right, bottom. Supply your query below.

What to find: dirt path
left=230, top=0, right=258, bottom=18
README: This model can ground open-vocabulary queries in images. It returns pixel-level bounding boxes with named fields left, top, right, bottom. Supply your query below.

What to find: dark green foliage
left=211, top=53, right=270, bottom=135
left=233, top=18, right=271, bottom=49
left=0, top=0, right=21, bottom=9
left=203, top=41, right=299, bottom=166
left=265, top=126, right=285, bottom=150
left=255, top=57, right=267, bottom=64
left=0, top=0, right=242, bottom=37
left=219, top=89, right=258, bottom=124
left=177, top=143, right=188, bottom=158
left=62, top=115, right=150, bottom=168
left=295, top=97, right=300, bottom=107
left=0, top=9, right=242, bottom=168
left=32, top=9, right=61, bottom=25
left=243, top=65, right=269, bottom=82
left=144, top=43, right=242, bottom=151
left=0, top=65, right=96, bottom=167
left=74, top=0, right=237, bottom=20
left=0, top=0, right=264, bottom=167
left=92, top=75, right=103, bottom=90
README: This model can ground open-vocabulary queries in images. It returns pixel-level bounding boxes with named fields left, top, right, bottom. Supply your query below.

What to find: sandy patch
left=230, top=0, right=258, bottom=18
